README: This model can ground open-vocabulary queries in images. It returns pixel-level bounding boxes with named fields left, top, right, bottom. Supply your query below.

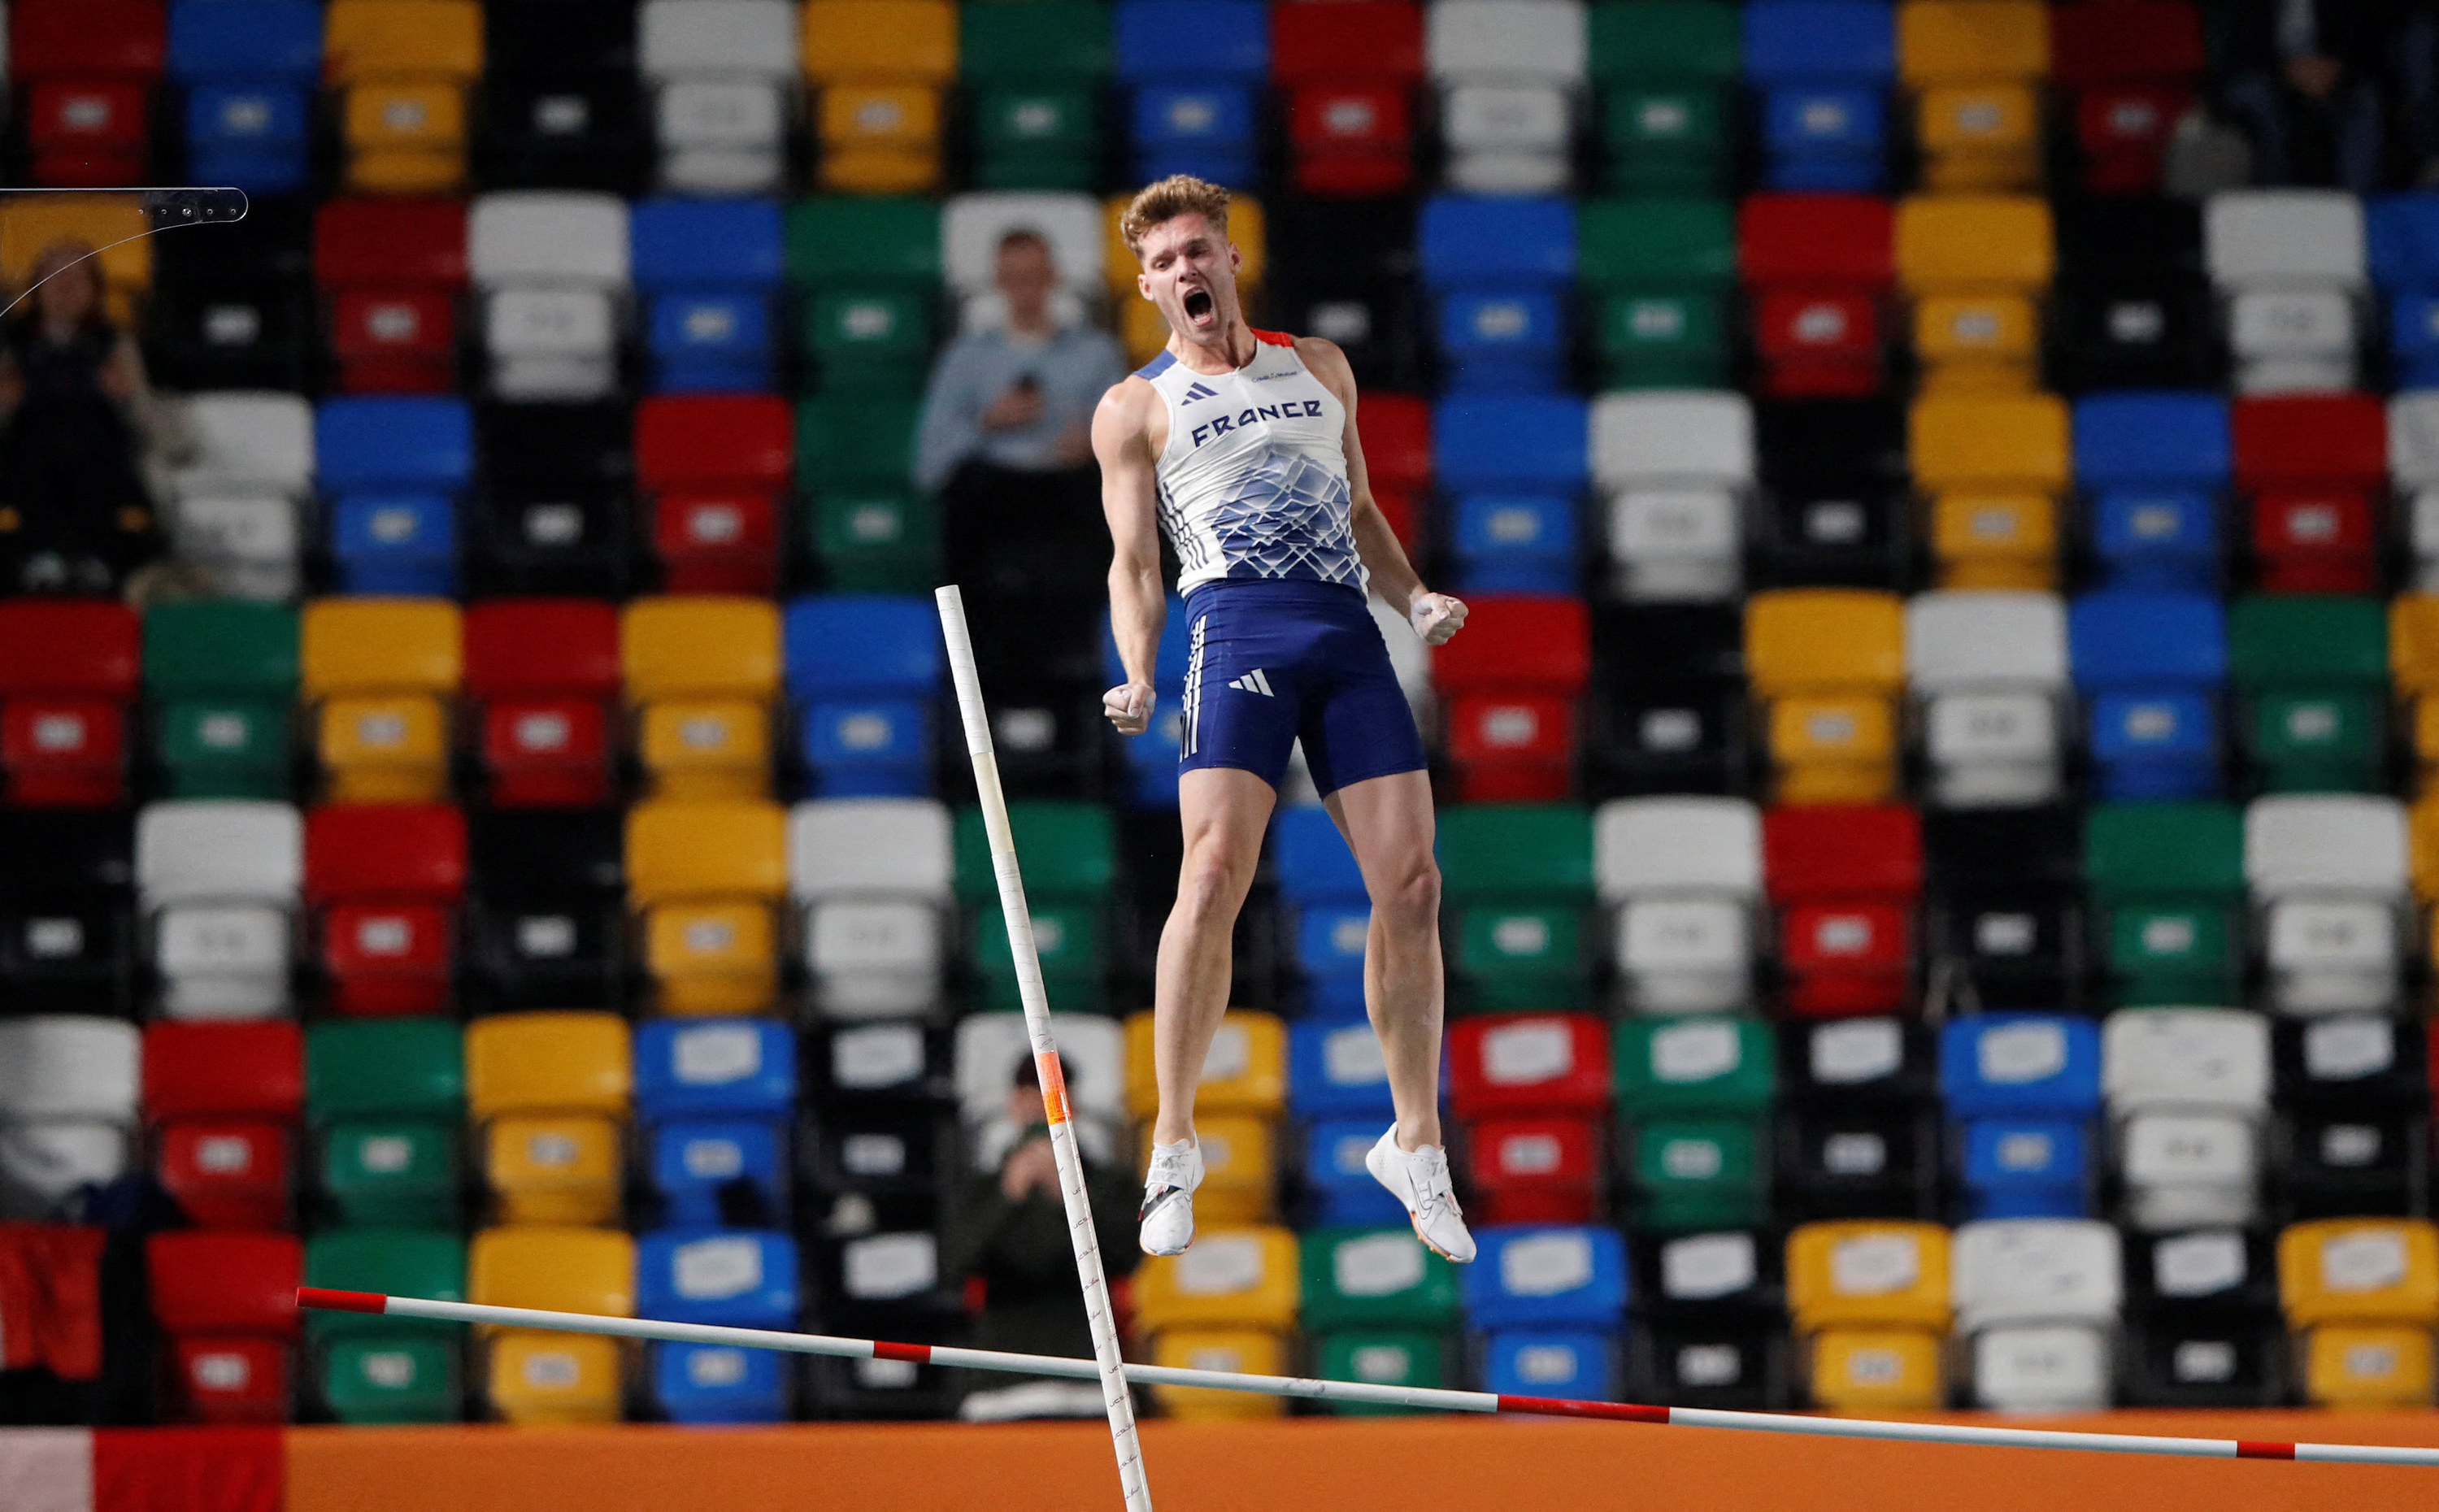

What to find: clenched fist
left=1103, top=680, right=1154, bottom=734
left=1409, top=591, right=1469, bottom=646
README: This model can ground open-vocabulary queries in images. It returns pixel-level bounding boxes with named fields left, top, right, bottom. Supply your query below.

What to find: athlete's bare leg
left=1149, top=766, right=1278, bottom=1146
left=1323, top=768, right=1443, bottom=1152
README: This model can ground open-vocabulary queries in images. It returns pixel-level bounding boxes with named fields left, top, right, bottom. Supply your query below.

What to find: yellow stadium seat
left=1141, top=1114, right=1277, bottom=1225
left=638, top=700, right=772, bottom=802
left=0, top=194, right=150, bottom=318
left=1911, top=294, right=2037, bottom=389
left=2413, top=798, right=2439, bottom=900
left=1767, top=696, right=1898, bottom=804
left=470, top=1224, right=636, bottom=1314
left=1134, top=1225, right=1299, bottom=1332
left=2277, top=1219, right=2439, bottom=1328
left=621, top=597, right=781, bottom=704
left=1746, top=591, right=1907, bottom=697
left=465, top=1011, right=632, bottom=1122
left=625, top=800, right=789, bottom=906
left=802, top=0, right=959, bottom=85
left=1897, top=1, right=2048, bottom=85
left=1124, top=1010, right=1286, bottom=1121
left=645, top=901, right=780, bottom=1015
left=1808, top=1326, right=1945, bottom=1410
left=1123, top=300, right=1174, bottom=368
left=318, top=694, right=450, bottom=803
left=2391, top=595, right=2439, bottom=694
left=1104, top=193, right=1267, bottom=298
left=1931, top=492, right=2057, bottom=590
left=341, top=81, right=467, bottom=194
left=1908, top=393, right=2071, bottom=491
left=301, top=597, right=463, bottom=697
left=324, top=0, right=485, bottom=82
left=1788, top=1221, right=1952, bottom=1333
left=1150, top=1329, right=1289, bottom=1420
left=486, top=1114, right=624, bottom=1226
left=816, top=88, right=945, bottom=194
left=1916, top=85, right=2040, bottom=193
left=1893, top=195, right=2054, bottom=294
left=2303, top=1324, right=2437, bottom=1408
left=488, top=1330, right=624, bottom=1424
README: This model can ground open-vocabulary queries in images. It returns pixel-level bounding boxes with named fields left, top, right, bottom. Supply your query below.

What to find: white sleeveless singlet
left=1134, top=329, right=1366, bottom=595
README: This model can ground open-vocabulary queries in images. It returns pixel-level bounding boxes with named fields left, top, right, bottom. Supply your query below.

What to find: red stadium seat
left=1272, top=1, right=1424, bottom=85
left=0, top=600, right=138, bottom=805
left=167, top=1336, right=291, bottom=1424
left=1465, top=1114, right=1599, bottom=1225
left=1445, top=691, right=1577, bottom=801
left=1273, top=2, right=1423, bottom=197
left=2071, top=85, right=2193, bottom=194
left=312, top=199, right=471, bottom=393
left=10, top=0, right=164, bottom=185
left=1433, top=595, right=1589, bottom=799
left=465, top=599, right=622, bottom=806
left=1738, top=195, right=1893, bottom=398
left=158, top=1119, right=292, bottom=1229
left=2232, top=394, right=2385, bottom=593
left=1446, top=1013, right=1609, bottom=1119
left=141, top=1022, right=304, bottom=1120
left=2050, top=1, right=2203, bottom=193
left=1763, top=804, right=1920, bottom=1017
left=2251, top=490, right=2378, bottom=593
left=302, top=804, right=467, bottom=1014
left=634, top=396, right=793, bottom=593
left=147, top=1231, right=299, bottom=1424
left=1359, top=393, right=1432, bottom=549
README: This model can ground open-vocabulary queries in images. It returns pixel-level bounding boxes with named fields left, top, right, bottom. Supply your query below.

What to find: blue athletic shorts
left=1176, top=579, right=1428, bottom=797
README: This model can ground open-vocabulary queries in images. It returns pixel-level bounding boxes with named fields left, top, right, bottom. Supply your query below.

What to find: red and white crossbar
left=295, top=1288, right=2439, bottom=1467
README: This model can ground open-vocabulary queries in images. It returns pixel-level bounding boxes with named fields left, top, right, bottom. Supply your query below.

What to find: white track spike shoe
left=1138, top=1137, right=1202, bottom=1257
left=1365, top=1127, right=1476, bottom=1263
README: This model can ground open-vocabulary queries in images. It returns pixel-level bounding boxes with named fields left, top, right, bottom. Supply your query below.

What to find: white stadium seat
left=136, top=802, right=302, bottom=1019
left=789, top=800, right=954, bottom=1018
left=469, top=192, right=632, bottom=400
left=1950, top=1219, right=2121, bottom=1335
left=640, top=0, right=800, bottom=193
left=167, top=393, right=314, bottom=599
left=2245, top=796, right=2409, bottom=1015
left=1591, top=392, right=1754, bottom=602
left=2387, top=393, right=2439, bottom=589
left=2204, top=190, right=2365, bottom=394
left=1428, top=0, right=1587, bottom=193
left=1594, top=797, right=1761, bottom=1014
left=941, top=193, right=1105, bottom=302
left=954, top=1014, right=1124, bottom=1167
left=1905, top=592, right=2068, bottom=807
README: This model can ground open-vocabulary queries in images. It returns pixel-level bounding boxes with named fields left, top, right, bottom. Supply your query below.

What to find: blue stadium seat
left=2390, top=296, right=2439, bottom=389
left=1958, top=1118, right=2093, bottom=1220
left=1433, top=396, right=1589, bottom=496
left=1436, top=289, right=1567, bottom=393
left=316, top=397, right=473, bottom=595
left=1484, top=1331, right=1615, bottom=1400
left=1419, top=198, right=1577, bottom=292
left=2072, top=393, right=2228, bottom=592
left=1302, top=1117, right=1406, bottom=1224
left=1741, top=0, right=1894, bottom=191
left=1115, top=0, right=1270, bottom=187
left=167, top=0, right=320, bottom=192
left=630, top=198, right=786, bottom=393
left=1463, top=1226, right=1628, bottom=1330
left=2364, top=192, right=2439, bottom=293
left=2067, top=591, right=2226, bottom=799
left=1450, top=493, right=1579, bottom=593
left=1937, top=1014, right=2102, bottom=1119
left=1274, top=805, right=1371, bottom=1014
left=638, top=1229, right=802, bottom=1423
left=650, top=1120, right=787, bottom=1229
left=634, top=1019, right=797, bottom=1123
left=1289, top=1019, right=1398, bottom=1119
left=1099, top=598, right=1192, bottom=806
left=783, top=595, right=942, bottom=797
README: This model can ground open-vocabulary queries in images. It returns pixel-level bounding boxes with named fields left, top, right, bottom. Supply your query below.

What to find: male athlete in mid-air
left=1093, top=175, right=1475, bottom=1263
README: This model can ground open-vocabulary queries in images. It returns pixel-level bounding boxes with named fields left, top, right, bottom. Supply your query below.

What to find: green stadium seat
left=785, top=198, right=943, bottom=396
left=955, top=801, right=1117, bottom=903
left=1440, top=805, right=1593, bottom=1012
left=2083, top=802, right=2246, bottom=1006
left=307, top=1019, right=466, bottom=1120
left=1454, top=905, right=1586, bottom=1010
left=1311, top=1330, right=1449, bottom=1416
left=796, top=396, right=924, bottom=493
left=974, top=900, right=1106, bottom=1012
left=801, top=288, right=935, bottom=396
left=807, top=488, right=941, bottom=593
left=2227, top=595, right=2389, bottom=794
left=320, top=1119, right=461, bottom=1228
left=141, top=599, right=298, bottom=798
left=962, top=2, right=1111, bottom=191
left=1613, top=1015, right=1776, bottom=1118
left=1298, top=1227, right=1462, bottom=1334
left=1587, top=1, right=1740, bottom=194
left=1575, top=198, right=1737, bottom=388
left=1629, top=1116, right=1767, bottom=1233
left=306, top=1227, right=465, bottom=1423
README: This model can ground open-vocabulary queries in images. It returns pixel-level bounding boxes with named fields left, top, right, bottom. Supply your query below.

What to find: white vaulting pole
left=933, top=584, right=1152, bottom=1511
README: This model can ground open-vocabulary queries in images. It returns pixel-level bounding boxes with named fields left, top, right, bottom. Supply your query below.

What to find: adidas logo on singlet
left=1227, top=670, right=1275, bottom=697
left=1180, top=381, right=1220, bottom=403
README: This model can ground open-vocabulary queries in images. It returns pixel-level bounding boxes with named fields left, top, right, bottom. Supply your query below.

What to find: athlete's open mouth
left=1182, top=288, right=1214, bottom=323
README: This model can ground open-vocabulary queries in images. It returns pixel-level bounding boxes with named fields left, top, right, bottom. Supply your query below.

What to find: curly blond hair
left=1119, top=175, right=1232, bottom=260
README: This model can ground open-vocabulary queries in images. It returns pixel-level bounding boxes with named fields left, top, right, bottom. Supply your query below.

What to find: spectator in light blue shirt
left=916, top=229, right=1126, bottom=601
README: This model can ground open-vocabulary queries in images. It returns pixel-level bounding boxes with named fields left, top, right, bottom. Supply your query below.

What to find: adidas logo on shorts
left=1227, top=669, right=1275, bottom=696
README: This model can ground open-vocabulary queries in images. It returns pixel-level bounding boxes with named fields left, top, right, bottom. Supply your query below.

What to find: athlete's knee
left=1372, top=849, right=1441, bottom=932
left=1174, top=833, right=1260, bottom=923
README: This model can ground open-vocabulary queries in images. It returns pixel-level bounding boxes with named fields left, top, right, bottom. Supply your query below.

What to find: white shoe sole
left=1364, top=1133, right=1473, bottom=1263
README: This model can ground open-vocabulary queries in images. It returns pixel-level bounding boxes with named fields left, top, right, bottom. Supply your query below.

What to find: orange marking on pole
left=1037, top=1053, right=1072, bottom=1125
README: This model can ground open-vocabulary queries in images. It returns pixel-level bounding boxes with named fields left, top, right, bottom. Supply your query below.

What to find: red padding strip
left=2236, top=1440, right=2296, bottom=1461
left=1498, top=1396, right=1670, bottom=1423
left=872, top=1340, right=933, bottom=1364
left=295, top=1288, right=388, bottom=1314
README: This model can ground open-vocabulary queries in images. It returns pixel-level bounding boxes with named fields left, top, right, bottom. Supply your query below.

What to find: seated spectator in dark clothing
left=915, top=229, right=1125, bottom=602
left=940, top=1054, right=1141, bottom=1423
left=2222, top=0, right=2396, bottom=193
left=0, top=241, right=166, bottom=594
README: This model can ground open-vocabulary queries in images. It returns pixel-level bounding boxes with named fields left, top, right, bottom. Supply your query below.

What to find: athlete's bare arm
left=1295, top=337, right=1467, bottom=647
left=1094, top=374, right=1172, bottom=734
